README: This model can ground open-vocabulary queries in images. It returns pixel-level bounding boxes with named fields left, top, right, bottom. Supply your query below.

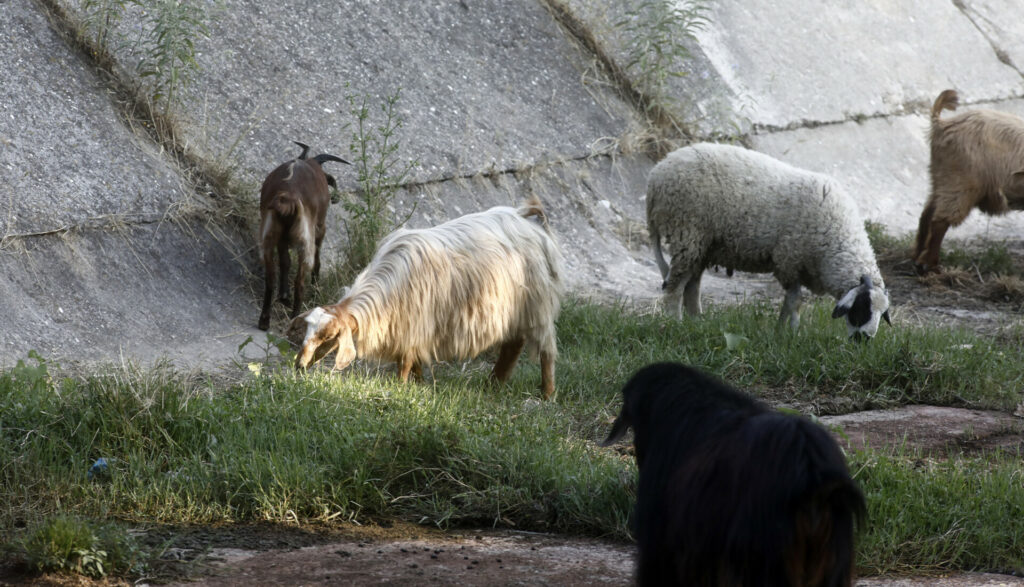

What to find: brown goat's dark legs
left=539, top=350, right=555, bottom=400
left=258, top=252, right=276, bottom=330
left=312, top=234, right=324, bottom=285
left=277, top=240, right=292, bottom=304
left=491, top=337, right=526, bottom=383
left=290, top=259, right=306, bottom=319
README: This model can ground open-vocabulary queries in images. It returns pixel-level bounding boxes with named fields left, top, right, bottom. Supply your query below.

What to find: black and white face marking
left=832, top=275, right=891, bottom=340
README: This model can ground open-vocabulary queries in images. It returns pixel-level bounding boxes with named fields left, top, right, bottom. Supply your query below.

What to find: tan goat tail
left=931, top=89, right=959, bottom=122
left=519, top=194, right=548, bottom=226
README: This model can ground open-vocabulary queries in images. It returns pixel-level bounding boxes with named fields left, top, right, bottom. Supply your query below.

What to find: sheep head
left=295, top=303, right=358, bottom=370
left=831, top=274, right=891, bottom=340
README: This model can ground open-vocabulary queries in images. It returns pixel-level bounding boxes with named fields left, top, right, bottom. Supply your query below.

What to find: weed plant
left=312, top=89, right=418, bottom=304
left=3, top=300, right=1024, bottom=577
left=77, top=0, right=211, bottom=116
left=616, top=0, right=709, bottom=119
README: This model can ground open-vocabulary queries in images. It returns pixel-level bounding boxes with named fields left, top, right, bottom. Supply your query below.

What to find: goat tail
left=313, top=153, right=353, bottom=166
left=269, top=191, right=300, bottom=218
left=649, top=223, right=670, bottom=282
left=518, top=194, right=554, bottom=233
left=931, top=89, right=959, bottom=122
left=518, top=194, right=546, bottom=220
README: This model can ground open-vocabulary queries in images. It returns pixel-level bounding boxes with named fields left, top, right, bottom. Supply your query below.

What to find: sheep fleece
left=648, top=142, right=882, bottom=297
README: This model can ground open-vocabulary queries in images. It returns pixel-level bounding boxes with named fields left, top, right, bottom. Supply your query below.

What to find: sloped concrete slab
left=58, top=0, right=643, bottom=189
left=752, top=99, right=1024, bottom=240
left=0, top=223, right=260, bottom=367
left=0, top=0, right=259, bottom=367
left=0, top=0, right=186, bottom=238
left=694, top=0, right=1024, bottom=128
left=959, top=0, right=1024, bottom=74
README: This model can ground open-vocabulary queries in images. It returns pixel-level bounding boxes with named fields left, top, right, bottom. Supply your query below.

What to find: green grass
left=854, top=450, right=1024, bottom=576
left=3, top=299, right=1024, bottom=578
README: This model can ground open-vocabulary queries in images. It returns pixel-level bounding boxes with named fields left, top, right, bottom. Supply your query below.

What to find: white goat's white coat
left=296, top=198, right=563, bottom=397
left=647, top=142, right=890, bottom=337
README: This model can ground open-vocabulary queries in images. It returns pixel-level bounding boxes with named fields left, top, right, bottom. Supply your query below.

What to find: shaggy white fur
left=296, top=196, right=564, bottom=397
left=647, top=142, right=890, bottom=338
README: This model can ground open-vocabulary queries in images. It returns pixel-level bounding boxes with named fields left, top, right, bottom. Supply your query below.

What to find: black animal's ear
left=882, top=309, right=892, bottom=325
left=831, top=304, right=849, bottom=319
left=600, top=412, right=632, bottom=447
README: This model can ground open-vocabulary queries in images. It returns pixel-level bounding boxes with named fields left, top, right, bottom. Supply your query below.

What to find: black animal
left=603, top=362, right=866, bottom=587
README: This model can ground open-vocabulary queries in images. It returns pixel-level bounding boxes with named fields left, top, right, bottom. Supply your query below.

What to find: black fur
left=603, top=362, right=866, bottom=587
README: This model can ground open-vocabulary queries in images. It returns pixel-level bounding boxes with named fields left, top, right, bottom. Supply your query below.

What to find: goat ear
left=326, top=174, right=337, bottom=189
left=600, top=411, right=632, bottom=447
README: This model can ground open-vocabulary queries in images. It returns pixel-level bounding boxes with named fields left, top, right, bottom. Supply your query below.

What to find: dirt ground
left=6, top=243, right=1024, bottom=587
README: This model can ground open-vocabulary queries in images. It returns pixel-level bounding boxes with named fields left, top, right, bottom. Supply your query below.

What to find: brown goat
left=257, top=144, right=350, bottom=330
left=913, top=90, right=1024, bottom=273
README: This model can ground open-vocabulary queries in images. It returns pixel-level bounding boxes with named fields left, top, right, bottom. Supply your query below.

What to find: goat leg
left=491, top=337, right=526, bottom=383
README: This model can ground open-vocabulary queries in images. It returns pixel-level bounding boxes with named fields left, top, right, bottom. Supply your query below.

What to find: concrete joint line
left=1, top=214, right=166, bottom=248
left=388, top=151, right=616, bottom=193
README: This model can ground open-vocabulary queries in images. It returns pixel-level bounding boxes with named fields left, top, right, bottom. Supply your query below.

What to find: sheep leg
left=491, top=337, right=526, bottom=383
left=539, top=350, right=556, bottom=400
left=258, top=249, right=276, bottom=331
left=277, top=240, right=292, bottom=305
left=778, top=285, right=802, bottom=331
left=682, top=271, right=703, bottom=316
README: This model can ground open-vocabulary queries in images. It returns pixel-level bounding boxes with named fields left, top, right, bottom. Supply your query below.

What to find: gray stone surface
left=0, top=0, right=186, bottom=237
left=693, top=0, right=1024, bottom=128
left=0, top=0, right=258, bottom=367
left=59, top=0, right=642, bottom=187
left=0, top=224, right=260, bottom=366
left=7, top=0, right=1024, bottom=368
left=753, top=98, right=1024, bottom=240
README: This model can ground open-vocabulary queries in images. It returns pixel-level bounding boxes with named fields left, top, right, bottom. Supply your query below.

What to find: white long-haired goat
left=294, top=196, right=564, bottom=399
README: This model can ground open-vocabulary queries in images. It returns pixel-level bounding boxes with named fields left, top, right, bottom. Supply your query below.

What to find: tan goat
left=913, top=90, right=1024, bottom=273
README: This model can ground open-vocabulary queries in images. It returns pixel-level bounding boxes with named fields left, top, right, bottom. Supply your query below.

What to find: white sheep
left=293, top=196, right=564, bottom=398
left=647, top=142, right=891, bottom=338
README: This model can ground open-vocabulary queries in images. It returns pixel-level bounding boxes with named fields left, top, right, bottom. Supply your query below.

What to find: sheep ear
left=600, top=412, right=632, bottom=446
left=832, top=286, right=859, bottom=319
left=882, top=310, right=892, bottom=325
